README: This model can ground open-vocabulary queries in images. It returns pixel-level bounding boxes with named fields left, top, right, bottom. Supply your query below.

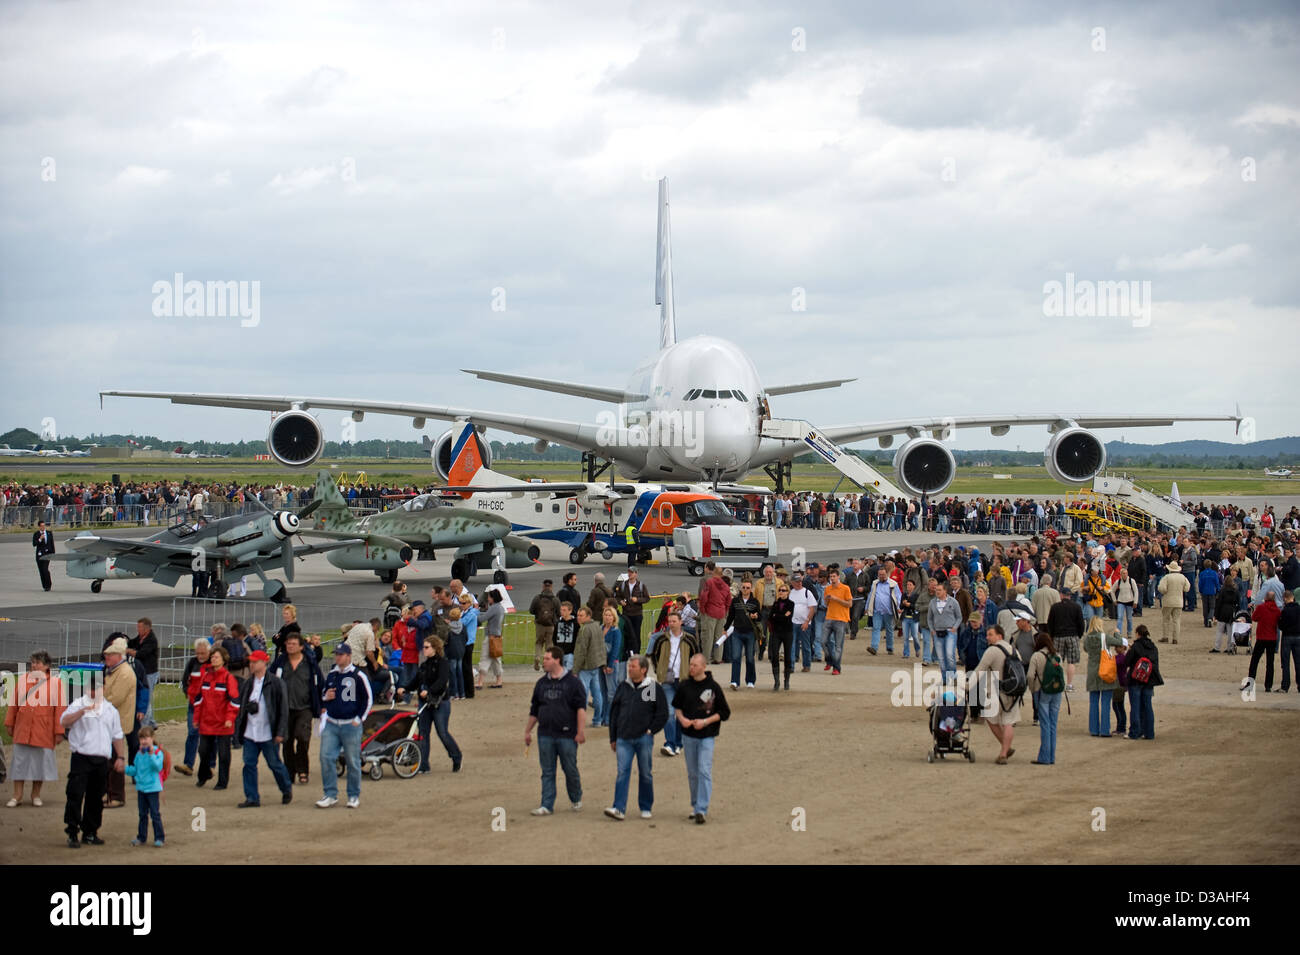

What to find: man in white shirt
left=234, top=650, right=293, bottom=808
left=789, top=575, right=819, bottom=672
left=60, top=681, right=127, bottom=849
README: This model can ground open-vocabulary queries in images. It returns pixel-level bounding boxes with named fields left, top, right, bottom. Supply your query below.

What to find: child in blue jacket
left=126, top=725, right=166, bottom=847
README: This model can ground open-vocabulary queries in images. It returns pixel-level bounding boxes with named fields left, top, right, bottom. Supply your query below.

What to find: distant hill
left=1103, top=436, right=1299, bottom=462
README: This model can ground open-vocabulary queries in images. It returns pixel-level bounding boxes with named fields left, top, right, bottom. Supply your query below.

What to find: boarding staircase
left=761, top=418, right=908, bottom=498
left=1090, top=474, right=1192, bottom=530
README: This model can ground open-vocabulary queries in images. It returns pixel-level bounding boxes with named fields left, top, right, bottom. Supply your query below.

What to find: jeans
left=241, top=738, right=292, bottom=803
left=537, top=735, right=581, bottom=811
left=612, top=733, right=654, bottom=813
left=730, top=631, right=756, bottom=686
left=579, top=669, right=605, bottom=725
left=401, top=662, right=419, bottom=692
left=136, top=790, right=163, bottom=843
left=184, top=704, right=200, bottom=767
left=1036, top=692, right=1061, bottom=763
left=660, top=682, right=680, bottom=750
left=682, top=735, right=715, bottom=815
left=901, top=619, right=920, bottom=658
left=1127, top=685, right=1155, bottom=739
left=795, top=624, right=813, bottom=668
left=921, top=628, right=936, bottom=665
left=417, top=699, right=461, bottom=769
left=1082, top=603, right=1101, bottom=626
left=1111, top=686, right=1127, bottom=734
left=1116, top=603, right=1133, bottom=636
left=561, top=652, right=574, bottom=673
left=284, top=709, right=313, bottom=778
left=1201, top=594, right=1216, bottom=627
left=1281, top=636, right=1300, bottom=692
left=812, top=612, right=826, bottom=660
left=824, top=620, right=847, bottom=670
left=936, top=630, right=958, bottom=683
left=601, top=669, right=619, bottom=725
left=320, top=720, right=363, bottom=801
left=849, top=598, right=864, bottom=638
left=869, top=612, right=894, bottom=653
left=144, top=671, right=160, bottom=727
left=1088, top=690, right=1112, bottom=736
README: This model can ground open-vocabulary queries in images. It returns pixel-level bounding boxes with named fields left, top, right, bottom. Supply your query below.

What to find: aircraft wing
left=100, top=391, right=642, bottom=461
left=764, top=378, right=856, bottom=396
left=461, top=369, right=647, bottom=404
left=815, top=412, right=1243, bottom=448
left=50, top=535, right=210, bottom=564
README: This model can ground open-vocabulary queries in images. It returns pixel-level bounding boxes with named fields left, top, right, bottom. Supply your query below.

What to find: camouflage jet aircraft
left=310, top=471, right=539, bottom=583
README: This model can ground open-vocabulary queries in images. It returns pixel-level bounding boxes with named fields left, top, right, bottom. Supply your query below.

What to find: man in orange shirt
left=822, top=569, right=853, bottom=675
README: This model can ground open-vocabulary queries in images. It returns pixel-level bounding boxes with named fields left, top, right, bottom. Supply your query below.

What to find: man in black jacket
left=32, top=520, right=55, bottom=590
left=234, top=651, right=293, bottom=807
left=128, top=618, right=160, bottom=727
left=1127, top=547, right=1148, bottom=617
left=603, top=654, right=668, bottom=821
left=1046, top=589, right=1085, bottom=692
left=673, top=653, right=731, bottom=824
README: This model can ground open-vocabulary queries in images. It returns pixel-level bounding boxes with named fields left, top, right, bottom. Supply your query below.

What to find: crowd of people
left=6, top=493, right=1298, bottom=844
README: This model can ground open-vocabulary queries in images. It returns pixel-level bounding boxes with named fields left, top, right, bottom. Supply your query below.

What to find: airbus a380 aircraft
left=103, top=179, right=1243, bottom=498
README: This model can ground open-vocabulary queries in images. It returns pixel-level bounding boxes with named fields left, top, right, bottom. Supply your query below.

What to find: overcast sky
left=1, top=0, right=1296, bottom=456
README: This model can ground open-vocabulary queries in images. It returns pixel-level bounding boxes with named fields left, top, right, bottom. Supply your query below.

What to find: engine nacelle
left=327, top=542, right=414, bottom=572
left=431, top=427, right=493, bottom=481
left=1045, top=427, right=1107, bottom=484
left=267, top=411, right=324, bottom=468
left=892, top=438, right=956, bottom=496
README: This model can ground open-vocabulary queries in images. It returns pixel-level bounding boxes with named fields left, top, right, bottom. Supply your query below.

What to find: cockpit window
left=674, top=500, right=738, bottom=525
left=716, top=390, right=732, bottom=399
left=701, top=389, right=717, bottom=399
left=733, top=390, right=747, bottom=402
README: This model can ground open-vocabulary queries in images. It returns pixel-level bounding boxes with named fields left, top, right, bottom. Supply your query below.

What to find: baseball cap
left=249, top=650, right=269, bottom=662
left=333, top=643, right=352, bottom=656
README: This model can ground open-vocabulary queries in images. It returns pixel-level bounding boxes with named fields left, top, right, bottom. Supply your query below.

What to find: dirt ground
left=4, top=622, right=1298, bottom=865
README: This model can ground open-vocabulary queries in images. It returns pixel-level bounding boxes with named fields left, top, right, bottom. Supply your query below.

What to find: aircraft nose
left=672, top=404, right=754, bottom=474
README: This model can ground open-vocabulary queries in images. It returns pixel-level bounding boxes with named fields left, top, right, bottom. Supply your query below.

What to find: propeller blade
left=281, top=542, right=295, bottom=583
left=298, top=498, right=321, bottom=520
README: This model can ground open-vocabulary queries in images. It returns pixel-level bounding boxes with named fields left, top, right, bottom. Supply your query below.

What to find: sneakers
left=832, top=669, right=841, bottom=676
left=154, top=840, right=165, bottom=848
left=746, top=682, right=755, bottom=689
left=174, top=764, right=193, bottom=776
left=866, top=648, right=877, bottom=656
left=695, top=813, right=707, bottom=824
left=346, top=797, right=360, bottom=809
left=82, top=834, right=105, bottom=845
left=531, top=806, right=553, bottom=816
left=570, top=802, right=583, bottom=812
left=661, top=744, right=676, bottom=757
left=640, top=810, right=653, bottom=819
left=824, top=664, right=832, bottom=671
left=604, top=807, right=626, bottom=821
left=687, top=813, right=699, bottom=822
left=729, top=682, right=739, bottom=689
left=130, top=838, right=146, bottom=846
left=315, top=796, right=338, bottom=808
left=236, top=800, right=260, bottom=808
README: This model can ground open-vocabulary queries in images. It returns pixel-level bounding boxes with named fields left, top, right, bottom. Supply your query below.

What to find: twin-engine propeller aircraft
left=101, top=179, right=1243, bottom=497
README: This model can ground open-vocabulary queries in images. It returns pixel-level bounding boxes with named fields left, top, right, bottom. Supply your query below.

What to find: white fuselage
left=621, top=335, right=764, bottom=482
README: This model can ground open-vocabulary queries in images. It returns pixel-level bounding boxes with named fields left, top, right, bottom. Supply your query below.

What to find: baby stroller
left=336, top=706, right=423, bottom=780
left=1228, top=612, right=1252, bottom=655
left=927, top=701, right=974, bottom=763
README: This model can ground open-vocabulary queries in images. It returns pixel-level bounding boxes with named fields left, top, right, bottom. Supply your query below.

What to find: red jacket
left=189, top=663, right=240, bottom=735
left=393, top=620, right=418, bottom=664
left=699, top=576, right=732, bottom=618
left=1252, top=600, right=1280, bottom=642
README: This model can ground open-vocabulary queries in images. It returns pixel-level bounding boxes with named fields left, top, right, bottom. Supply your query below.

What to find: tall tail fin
left=655, top=177, right=676, bottom=349
left=312, top=470, right=351, bottom=526
left=447, top=422, right=489, bottom=490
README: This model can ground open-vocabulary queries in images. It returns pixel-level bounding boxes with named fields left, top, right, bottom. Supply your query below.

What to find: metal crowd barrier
left=1, top=499, right=390, bottom=531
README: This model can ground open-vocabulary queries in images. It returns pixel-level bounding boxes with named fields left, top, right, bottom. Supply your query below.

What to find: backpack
left=533, top=595, right=556, bottom=627
left=996, top=643, right=1028, bottom=704
left=1040, top=653, right=1065, bottom=694
left=1129, top=655, right=1153, bottom=685
left=224, top=636, right=248, bottom=665
left=383, top=598, right=403, bottom=630
left=159, top=747, right=173, bottom=784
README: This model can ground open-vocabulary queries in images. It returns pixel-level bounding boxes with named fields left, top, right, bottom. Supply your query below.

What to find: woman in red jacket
left=189, top=644, right=240, bottom=789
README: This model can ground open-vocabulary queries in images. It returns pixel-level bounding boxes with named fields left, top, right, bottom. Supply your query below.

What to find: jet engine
left=267, top=411, right=324, bottom=468
left=892, top=438, right=956, bottom=496
left=431, top=427, right=493, bottom=480
left=1044, top=427, right=1107, bottom=484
